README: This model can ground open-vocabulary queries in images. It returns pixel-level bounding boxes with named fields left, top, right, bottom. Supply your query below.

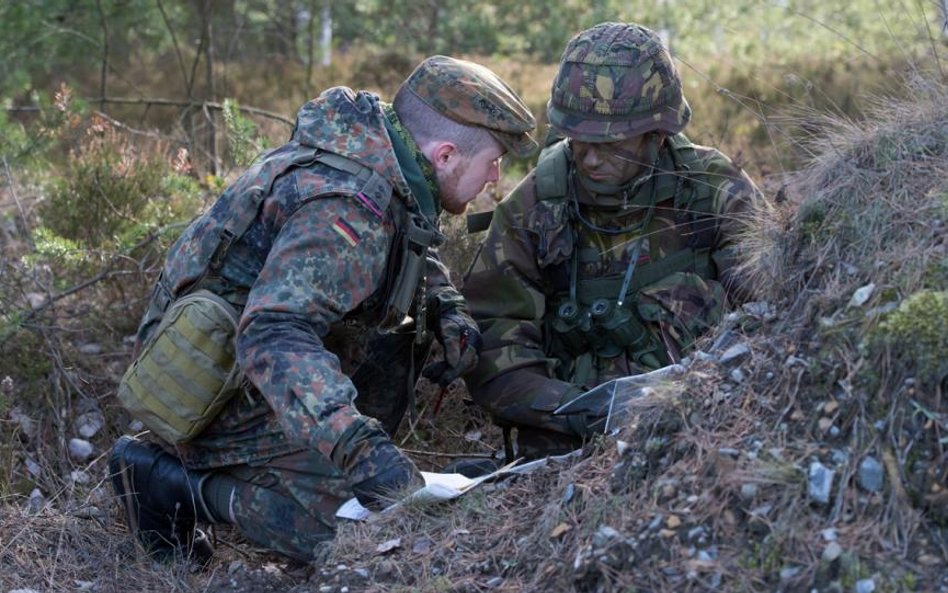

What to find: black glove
left=332, top=417, right=423, bottom=511
left=422, top=311, right=483, bottom=387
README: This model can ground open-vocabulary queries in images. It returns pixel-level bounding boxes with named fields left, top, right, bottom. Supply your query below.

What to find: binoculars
left=550, top=297, right=652, bottom=359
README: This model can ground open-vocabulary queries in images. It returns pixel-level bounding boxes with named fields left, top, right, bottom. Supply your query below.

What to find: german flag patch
left=332, top=218, right=360, bottom=247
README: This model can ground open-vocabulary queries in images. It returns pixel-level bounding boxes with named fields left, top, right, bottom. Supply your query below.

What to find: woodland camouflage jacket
left=136, top=88, right=465, bottom=468
left=462, top=137, right=764, bottom=436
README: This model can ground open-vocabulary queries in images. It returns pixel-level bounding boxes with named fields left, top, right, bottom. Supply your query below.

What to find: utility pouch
left=117, top=290, right=242, bottom=444
left=379, top=212, right=443, bottom=332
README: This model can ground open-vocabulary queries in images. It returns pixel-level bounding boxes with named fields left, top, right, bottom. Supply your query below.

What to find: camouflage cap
left=402, top=55, right=538, bottom=158
left=548, top=22, right=691, bottom=142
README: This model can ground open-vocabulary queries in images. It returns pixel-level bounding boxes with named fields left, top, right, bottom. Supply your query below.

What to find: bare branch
left=3, top=97, right=294, bottom=127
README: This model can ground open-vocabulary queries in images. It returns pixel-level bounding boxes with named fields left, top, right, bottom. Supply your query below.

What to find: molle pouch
left=117, top=290, right=242, bottom=444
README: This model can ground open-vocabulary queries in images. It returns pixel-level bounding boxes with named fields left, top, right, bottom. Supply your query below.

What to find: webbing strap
left=209, top=148, right=392, bottom=275
left=535, top=141, right=569, bottom=201
left=571, top=247, right=713, bottom=304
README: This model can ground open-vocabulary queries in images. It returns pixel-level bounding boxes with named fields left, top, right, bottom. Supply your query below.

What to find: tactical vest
left=189, top=142, right=437, bottom=332
left=121, top=143, right=437, bottom=443
left=537, top=135, right=717, bottom=373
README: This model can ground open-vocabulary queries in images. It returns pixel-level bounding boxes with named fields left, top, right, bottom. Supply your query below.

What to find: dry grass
left=2, top=53, right=947, bottom=593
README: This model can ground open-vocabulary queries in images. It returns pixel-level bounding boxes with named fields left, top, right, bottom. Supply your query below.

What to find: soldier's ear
left=425, top=141, right=459, bottom=172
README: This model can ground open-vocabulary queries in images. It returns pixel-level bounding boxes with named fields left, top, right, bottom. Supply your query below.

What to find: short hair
left=393, top=87, right=498, bottom=157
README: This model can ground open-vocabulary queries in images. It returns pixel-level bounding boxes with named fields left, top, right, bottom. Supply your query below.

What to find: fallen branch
left=4, top=97, right=295, bottom=127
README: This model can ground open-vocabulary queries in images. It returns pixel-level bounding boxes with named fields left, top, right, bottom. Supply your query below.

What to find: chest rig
left=536, top=135, right=717, bottom=374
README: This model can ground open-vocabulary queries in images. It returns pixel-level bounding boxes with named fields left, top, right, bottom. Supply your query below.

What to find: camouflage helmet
left=547, top=22, right=691, bottom=142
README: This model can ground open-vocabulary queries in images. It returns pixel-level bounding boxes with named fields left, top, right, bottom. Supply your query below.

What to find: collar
left=382, top=103, right=440, bottom=220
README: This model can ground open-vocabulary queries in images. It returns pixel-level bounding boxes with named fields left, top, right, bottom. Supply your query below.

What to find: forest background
left=1, top=2, right=946, bottom=592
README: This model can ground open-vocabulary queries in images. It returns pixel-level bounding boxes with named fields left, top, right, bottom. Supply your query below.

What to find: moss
left=868, top=290, right=948, bottom=384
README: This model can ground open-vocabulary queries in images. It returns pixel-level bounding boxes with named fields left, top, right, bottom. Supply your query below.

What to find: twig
left=400, top=448, right=494, bottom=459
left=1, top=228, right=167, bottom=348
left=1, top=156, right=33, bottom=247
left=3, top=98, right=293, bottom=127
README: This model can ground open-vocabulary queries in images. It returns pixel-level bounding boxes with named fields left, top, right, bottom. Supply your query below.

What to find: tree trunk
left=941, top=0, right=948, bottom=39
left=197, top=0, right=219, bottom=174
left=320, top=1, right=332, bottom=67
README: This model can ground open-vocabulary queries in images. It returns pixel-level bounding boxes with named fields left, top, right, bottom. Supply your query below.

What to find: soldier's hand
left=423, top=312, right=482, bottom=387
left=333, top=416, right=423, bottom=511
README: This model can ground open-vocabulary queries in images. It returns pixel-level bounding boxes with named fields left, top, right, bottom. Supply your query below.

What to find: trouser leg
left=220, top=448, right=349, bottom=562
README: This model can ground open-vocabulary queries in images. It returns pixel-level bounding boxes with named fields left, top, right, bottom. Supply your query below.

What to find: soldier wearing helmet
left=108, top=56, right=536, bottom=562
left=463, top=22, right=765, bottom=459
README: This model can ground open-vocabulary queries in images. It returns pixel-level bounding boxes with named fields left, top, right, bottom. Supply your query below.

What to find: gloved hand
left=557, top=385, right=607, bottom=438
left=422, top=311, right=483, bottom=387
left=332, top=416, right=423, bottom=511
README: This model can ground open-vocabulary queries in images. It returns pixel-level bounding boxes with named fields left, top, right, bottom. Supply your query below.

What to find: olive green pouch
left=117, top=290, right=241, bottom=444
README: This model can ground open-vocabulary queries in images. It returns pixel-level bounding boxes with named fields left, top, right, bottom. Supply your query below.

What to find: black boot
left=109, top=435, right=216, bottom=563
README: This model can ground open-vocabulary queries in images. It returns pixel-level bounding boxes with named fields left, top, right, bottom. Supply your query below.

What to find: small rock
left=70, top=470, right=91, bottom=485
left=729, top=368, right=746, bottom=383
left=375, top=538, right=401, bottom=554
left=855, top=578, right=876, bottom=593
left=818, top=417, right=835, bottom=433
left=562, top=483, right=576, bottom=505
left=68, top=438, right=94, bottom=461
left=666, top=515, right=681, bottom=529
left=647, top=515, right=665, bottom=531
left=79, top=343, right=103, bottom=355
left=822, top=541, right=843, bottom=562
left=128, top=419, right=145, bottom=432
left=25, top=458, right=41, bottom=477
left=593, top=525, right=621, bottom=547
left=719, top=343, right=751, bottom=367
left=710, top=330, right=738, bottom=353
left=849, top=283, right=875, bottom=307
left=9, top=407, right=36, bottom=440
left=742, top=301, right=774, bottom=318
left=412, top=538, right=433, bottom=554
left=808, top=462, right=835, bottom=505
left=486, top=577, right=504, bottom=588
left=718, top=448, right=740, bottom=459
left=28, top=488, right=45, bottom=513
left=821, top=528, right=838, bottom=541
left=77, top=411, right=105, bottom=439
left=779, top=566, right=801, bottom=580
left=319, top=586, right=333, bottom=593
left=740, top=483, right=759, bottom=501
left=353, top=568, right=370, bottom=579
left=784, top=355, right=807, bottom=367
left=1, top=375, right=13, bottom=393
left=857, top=456, right=884, bottom=493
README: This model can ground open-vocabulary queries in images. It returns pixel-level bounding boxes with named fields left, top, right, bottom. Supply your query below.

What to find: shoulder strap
left=536, top=140, right=570, bottom=201
left=208, top=148, right=392, bottom=274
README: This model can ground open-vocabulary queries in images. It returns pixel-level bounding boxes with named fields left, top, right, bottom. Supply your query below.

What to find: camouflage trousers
left=203, top=330, right=429, bottom=561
